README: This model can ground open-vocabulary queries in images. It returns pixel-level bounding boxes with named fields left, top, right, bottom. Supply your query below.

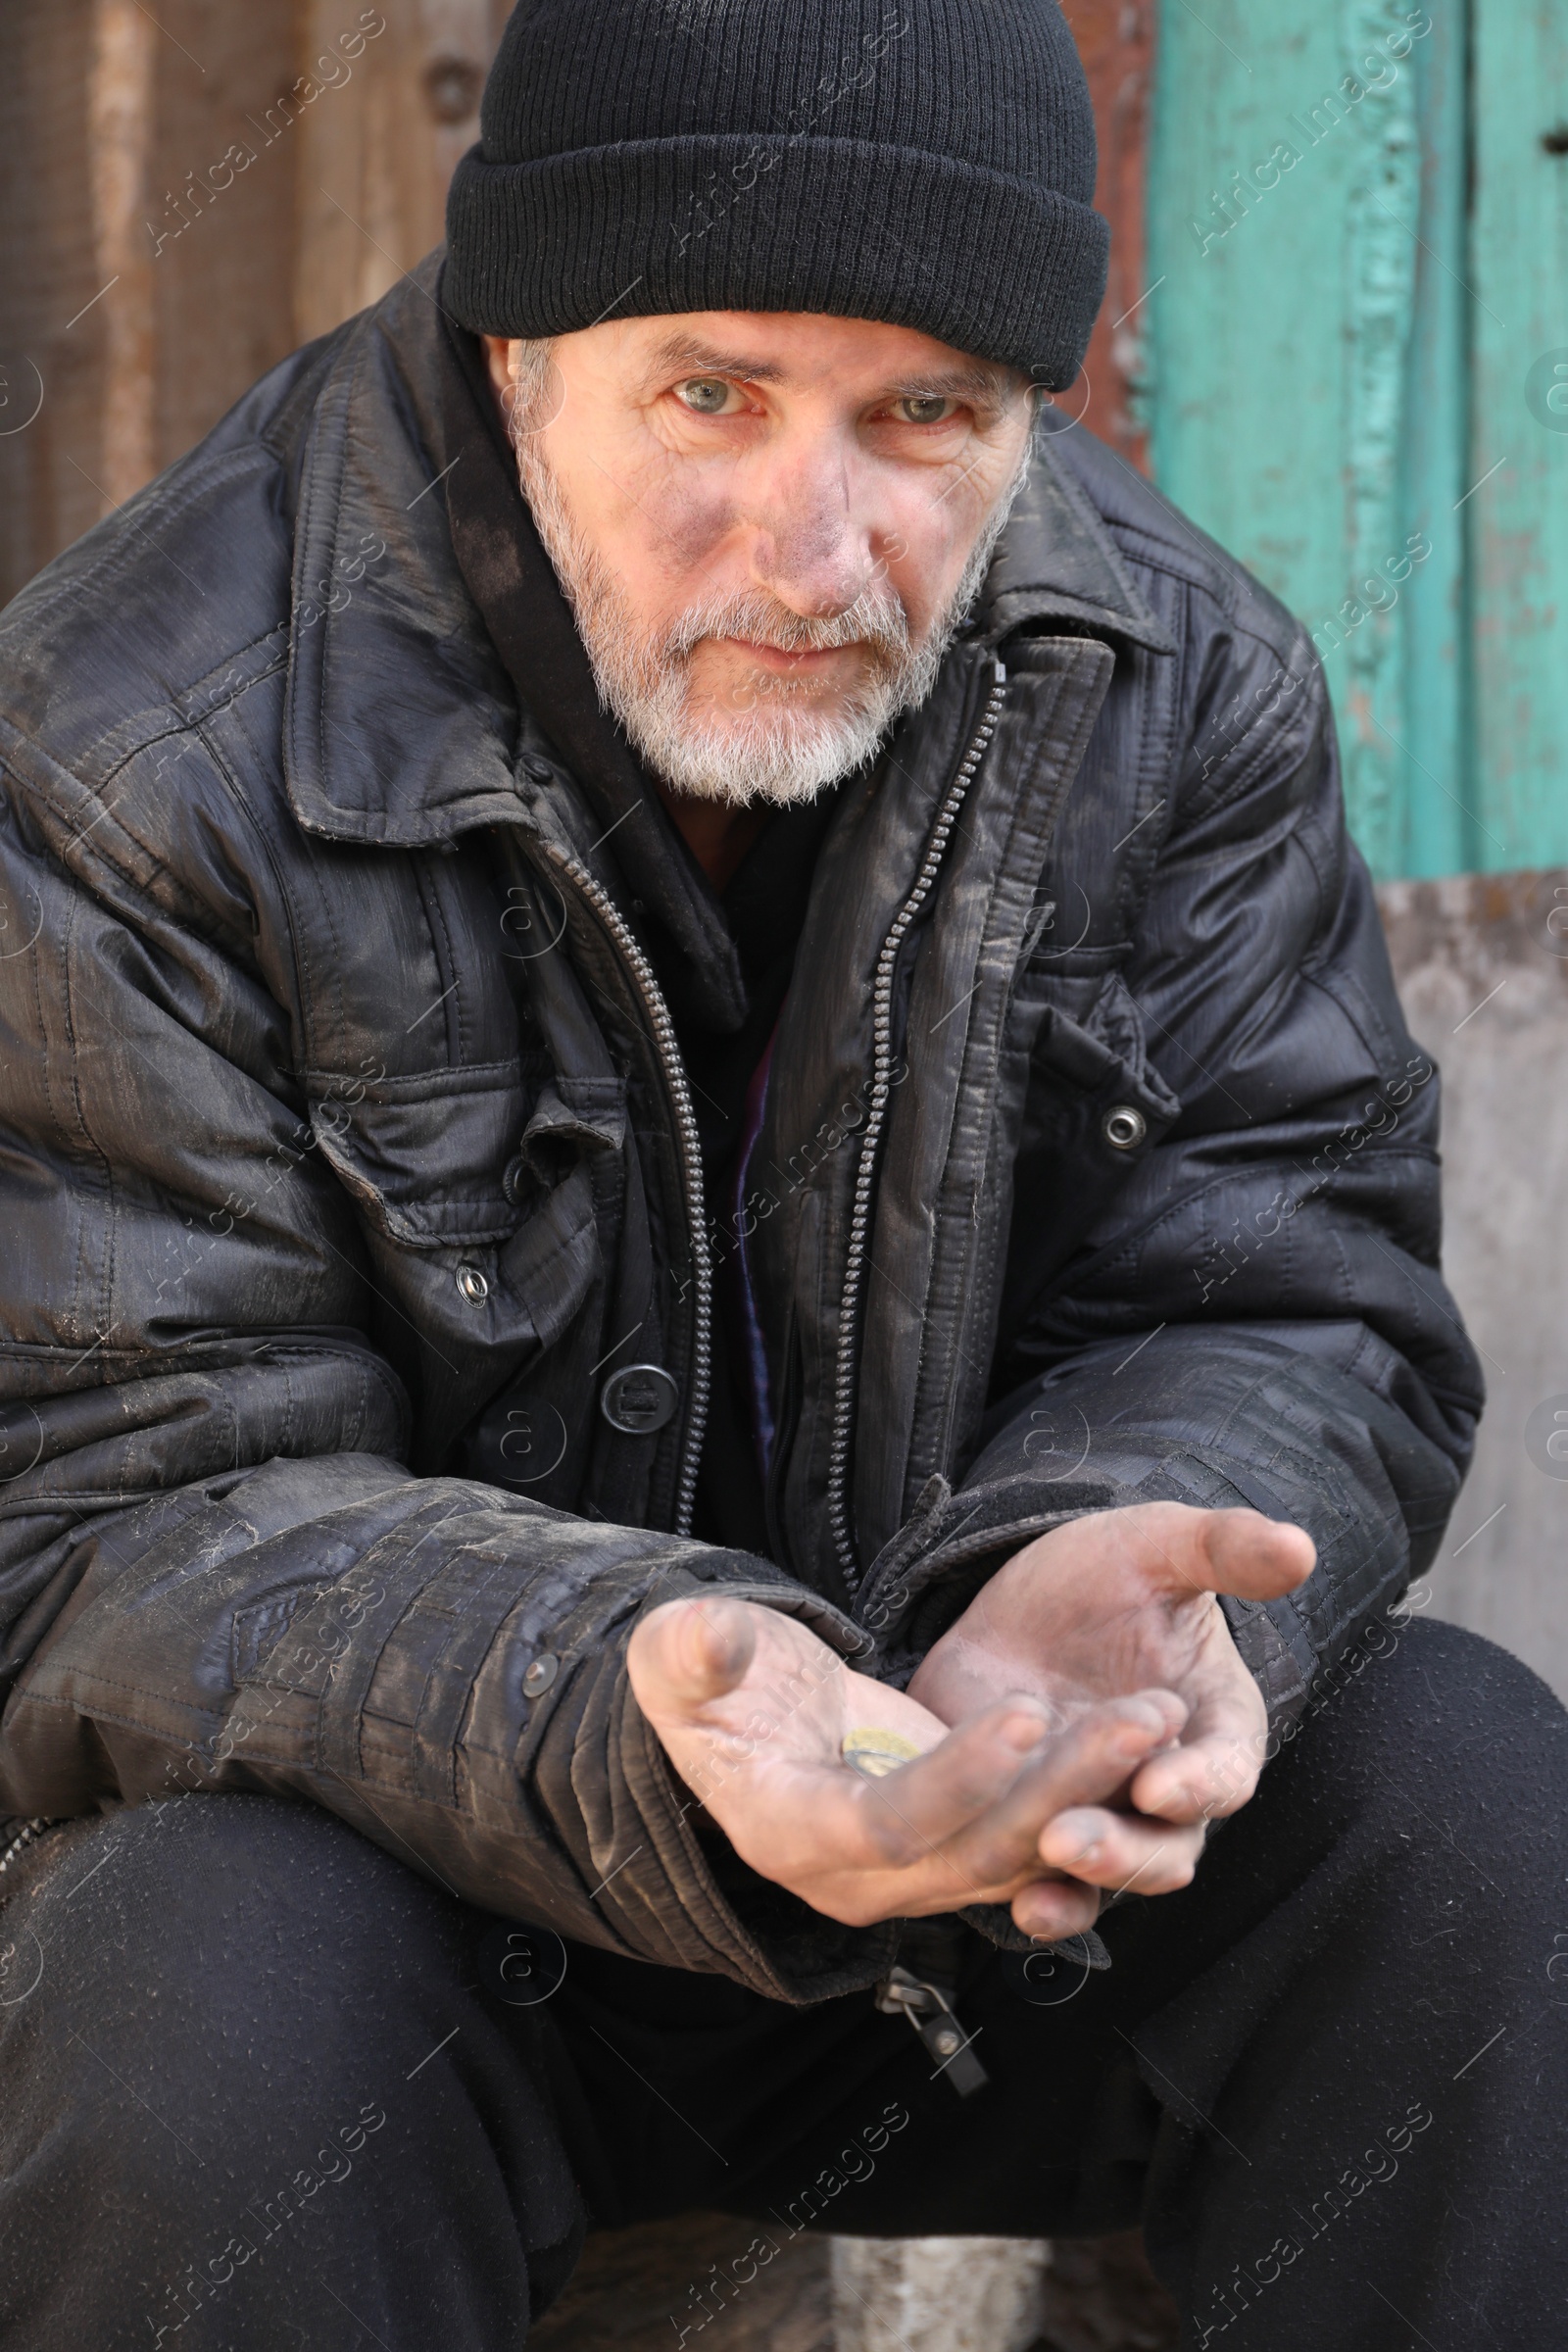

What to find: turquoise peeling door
left=1144, top=1, right=1568, bottom=881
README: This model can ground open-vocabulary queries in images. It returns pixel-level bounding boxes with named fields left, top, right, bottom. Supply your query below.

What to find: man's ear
left=480, top=334, right=515, bottom=410
left=483, top=337, right=564, bottom=444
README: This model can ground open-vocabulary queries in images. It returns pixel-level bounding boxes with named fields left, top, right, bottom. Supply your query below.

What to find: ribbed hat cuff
left=444, top=134, right=1108, bottom=388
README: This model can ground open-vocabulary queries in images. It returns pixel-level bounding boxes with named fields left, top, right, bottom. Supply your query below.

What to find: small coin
left=842, top=1728, right=923, bottom=1780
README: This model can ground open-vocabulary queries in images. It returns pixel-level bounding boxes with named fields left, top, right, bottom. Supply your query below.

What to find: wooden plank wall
left=1147, top=1, right=1460, bottom=881
left=1470, top=4, right=1568, bottom=873
left=1063, top=0, right=1157, bottom=472
left=294, top=0, right=503, bottom=342
left=1146, top=0, right=1568, bottom=882
left=0, top=0, right=510, bottom=609
left=0, top=1, right=298, bottom=599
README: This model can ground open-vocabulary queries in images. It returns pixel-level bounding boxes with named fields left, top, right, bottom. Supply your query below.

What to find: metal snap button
left=521, top=1653, right=559, bottom=1698
left=599, top=1364, right=679, bottom=1436
left=501, top=1152, right=528, bottom=1206
left=1102, top=1104, right=1148, bottom=1152
left=456, top=1262, right=490, bottom=1304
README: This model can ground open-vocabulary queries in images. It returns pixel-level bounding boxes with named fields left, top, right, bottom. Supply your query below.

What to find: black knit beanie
left=445, top=0, right=1107, bottom=389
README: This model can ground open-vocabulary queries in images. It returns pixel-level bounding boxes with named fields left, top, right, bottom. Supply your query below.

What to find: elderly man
left=0, top=1, right=1560, bottom=2346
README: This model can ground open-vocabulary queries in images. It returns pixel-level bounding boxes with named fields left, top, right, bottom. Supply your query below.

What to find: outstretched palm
left=907, top=1501, right=1315, bottom=1905
left=629, top=1591, right=1192, bottom=1938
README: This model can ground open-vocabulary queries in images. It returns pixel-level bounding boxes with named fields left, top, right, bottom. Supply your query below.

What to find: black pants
left=2, top=1618, right=1566, bottom=2350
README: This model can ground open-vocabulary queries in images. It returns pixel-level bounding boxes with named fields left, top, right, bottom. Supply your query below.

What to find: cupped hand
left=628, top=1592, right=1191, bottom=1936
left=906, top=1501, right=1314, bottom=1904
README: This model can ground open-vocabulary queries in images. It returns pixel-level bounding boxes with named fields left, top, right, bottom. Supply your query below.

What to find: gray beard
left=508, top=389, right=1031, bottom=808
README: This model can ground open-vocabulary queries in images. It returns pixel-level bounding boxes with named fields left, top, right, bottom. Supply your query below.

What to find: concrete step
left=531, top=2216, right=1179, bottom=2350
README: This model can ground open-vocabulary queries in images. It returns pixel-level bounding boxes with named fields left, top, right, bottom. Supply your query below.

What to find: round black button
left=523, top=756, right=554, bottom=783
left=599, top=1363, right=679, bottom=1436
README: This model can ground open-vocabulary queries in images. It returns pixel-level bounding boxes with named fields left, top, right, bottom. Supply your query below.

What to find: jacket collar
left=283, top=260, right=1172, bottom=851
left=977, top=413, right=1177, bottom=655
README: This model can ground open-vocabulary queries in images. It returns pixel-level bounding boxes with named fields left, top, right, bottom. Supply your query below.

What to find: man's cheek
left=865, top=531, right=910, bottom=590
left=891, top=470, right=998, bottom=612
left=662, top=520, right=737, bottom=579
left=643, top=479, right=743, bottom=576
left=883, top=514, right=965, bottom=636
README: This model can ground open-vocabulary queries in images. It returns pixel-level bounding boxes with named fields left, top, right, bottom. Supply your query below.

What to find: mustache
left=660, top=584, right=913, bottom=664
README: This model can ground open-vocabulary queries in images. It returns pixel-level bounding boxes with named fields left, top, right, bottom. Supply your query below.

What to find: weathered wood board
left=1469, top=2, right=1568, bottom=875
left=1147, top=0, right=1568, bottom=882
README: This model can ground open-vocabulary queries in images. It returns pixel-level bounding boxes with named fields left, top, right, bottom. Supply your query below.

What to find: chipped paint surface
left=1338, top=0, right=1420, bottom=874
left=1471, top=0, right=1568, bottom=870
left=1147, top=1, right=1566, bottom=879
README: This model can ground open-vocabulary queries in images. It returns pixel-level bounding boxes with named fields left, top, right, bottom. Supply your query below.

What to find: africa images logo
left=1525, top=1396, right=1568, bottom=1480
left=1525, top=351, right=1568, bottom=435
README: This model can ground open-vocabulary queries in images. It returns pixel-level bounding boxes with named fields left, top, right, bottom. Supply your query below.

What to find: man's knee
left=0, top=1796, right=581, bottom=2345
left=1276, top=1615, right=1568, bottom=1891
left=0, top=1793, right=478, bottom=2196
left=10, top=1791, right=465, bottom=2041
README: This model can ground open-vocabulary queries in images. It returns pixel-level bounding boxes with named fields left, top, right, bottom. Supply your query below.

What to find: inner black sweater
left=438, top=312, right=841, bottom=1555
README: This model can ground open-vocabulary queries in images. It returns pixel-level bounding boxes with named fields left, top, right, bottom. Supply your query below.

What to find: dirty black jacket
left=0, top=263, right=1481, bottom=1999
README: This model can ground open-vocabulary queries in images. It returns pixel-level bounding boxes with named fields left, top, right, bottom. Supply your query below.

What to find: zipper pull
left=875, top=1963, right=989, bottom=2097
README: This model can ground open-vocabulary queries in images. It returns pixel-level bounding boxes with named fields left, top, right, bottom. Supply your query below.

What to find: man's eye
left=895, top=395, right=957, bottom=425
left=675, top=378, right=737, bottom=415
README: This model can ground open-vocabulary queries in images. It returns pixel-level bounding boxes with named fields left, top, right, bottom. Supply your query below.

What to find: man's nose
left=745, top=450, right=880, bottom=618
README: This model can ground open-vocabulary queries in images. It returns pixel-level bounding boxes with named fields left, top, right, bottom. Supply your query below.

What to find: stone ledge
left=531, top=2214, right=1178, bottom=2350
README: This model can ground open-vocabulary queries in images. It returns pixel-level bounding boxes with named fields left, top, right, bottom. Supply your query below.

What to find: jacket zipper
left=535, top=845, right=711, bottom=1538
left=0, top=1816, right=57, bottom=1883
left=826, top=657, right=1007, bottom=1594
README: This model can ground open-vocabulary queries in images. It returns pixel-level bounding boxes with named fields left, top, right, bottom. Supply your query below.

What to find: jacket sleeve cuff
left=853, top=1467, right=1136, bottom=1688
left=852, top=1338, right=1429, bottom=1736
left=550, top=1576, right=899, bottom=2003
